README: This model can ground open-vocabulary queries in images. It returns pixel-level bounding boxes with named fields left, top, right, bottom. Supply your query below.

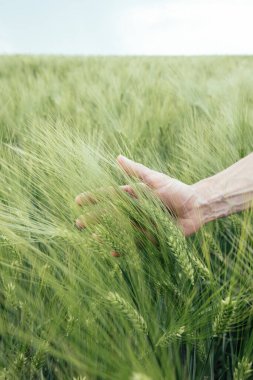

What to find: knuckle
left=75, top=194, right=83, bottom=206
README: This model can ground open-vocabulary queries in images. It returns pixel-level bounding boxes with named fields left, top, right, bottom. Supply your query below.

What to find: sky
left=0, top=0, right=252, bottom=55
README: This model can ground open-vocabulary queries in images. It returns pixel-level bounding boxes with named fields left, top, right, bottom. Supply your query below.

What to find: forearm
left=193, top=153, right=253, bottom=225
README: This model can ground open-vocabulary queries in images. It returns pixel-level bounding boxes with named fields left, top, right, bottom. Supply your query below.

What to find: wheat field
left=0, top=56, right=253, bottom=379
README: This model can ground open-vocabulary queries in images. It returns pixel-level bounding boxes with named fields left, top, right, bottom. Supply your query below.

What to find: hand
left=75, top=155, right=205, bottom=236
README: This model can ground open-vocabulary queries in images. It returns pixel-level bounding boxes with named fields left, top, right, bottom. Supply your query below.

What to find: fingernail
left=117, top=155, right=128, bottom=162
left=75, top=192, right=97, bottom=206
left=75, top=195, right=83, bottom=206
left=111, top=250, right=121, bottom=258
left=75, top=218, right=86, bottom=230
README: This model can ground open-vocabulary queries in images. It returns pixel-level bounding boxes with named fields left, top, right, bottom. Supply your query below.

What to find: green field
left=0, top=56, right=253, bottom=379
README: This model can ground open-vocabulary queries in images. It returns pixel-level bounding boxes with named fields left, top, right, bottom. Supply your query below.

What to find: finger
left=132, top=221, right=158, bottom=246
left=76, top=182, right=148, bottom=208
left=117, top=155, right=157, bottom=185
left=75, top=211, right=101, bottom=230
left=120, top=185, right=138, bottom=198
left=111, top=251, right=121, bottom=257
left=120, top=183, right=148, bottom=199
left=92, top=233, right=121, bottom=258
left=91, top=232, right=122, bottom=258
left=75, top=186, right=117, bottom=207
left=75, top=192, right=97, bottom=207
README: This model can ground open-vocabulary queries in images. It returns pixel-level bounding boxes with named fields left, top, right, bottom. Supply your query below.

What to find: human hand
left=75, top=155, right=205, bottom=236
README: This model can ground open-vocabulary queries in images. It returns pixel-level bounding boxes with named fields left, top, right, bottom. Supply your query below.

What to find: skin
left=75, top=153, right=253, bottom=237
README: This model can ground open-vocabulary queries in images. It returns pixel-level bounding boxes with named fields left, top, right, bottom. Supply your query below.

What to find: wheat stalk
left=131, top=373, right=152, bottom=380
left=212, top=296, right=237, bottom=336
left=106, top=292, right=147, bottom=334
left=161, top=214, right=195, bottom=285
left=156, top=325, right=185, bottom=347
left=234, top=357, right=252, bottom=380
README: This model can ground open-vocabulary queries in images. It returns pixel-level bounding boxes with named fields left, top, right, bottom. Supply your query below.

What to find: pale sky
left=0, top=0, right=252, bottom=55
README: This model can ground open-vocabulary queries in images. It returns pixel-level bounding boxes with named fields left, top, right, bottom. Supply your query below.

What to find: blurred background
left=0, top=0, right=252, bottom=56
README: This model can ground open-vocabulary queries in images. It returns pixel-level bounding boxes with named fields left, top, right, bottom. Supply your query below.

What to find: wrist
left=191, top=153, right=253, bottom=229
left=192, top=176, right=230, bottom=227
